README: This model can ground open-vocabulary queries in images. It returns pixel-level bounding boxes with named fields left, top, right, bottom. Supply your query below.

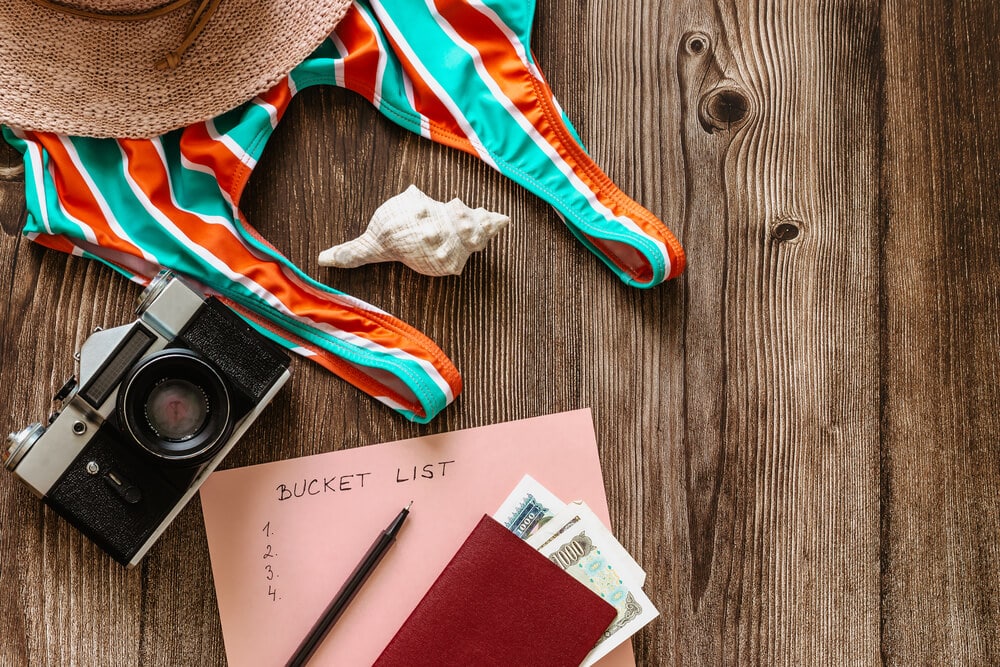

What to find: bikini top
left=3, top=0, right=685, bottom=424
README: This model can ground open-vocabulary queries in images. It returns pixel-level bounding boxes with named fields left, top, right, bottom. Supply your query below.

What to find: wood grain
left=881, top=1, right=1000, bottom=663
left=0, top=1, right=997, bottom=665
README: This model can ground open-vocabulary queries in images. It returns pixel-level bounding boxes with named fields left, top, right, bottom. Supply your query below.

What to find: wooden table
left=1, top=1, right=998, bottom=664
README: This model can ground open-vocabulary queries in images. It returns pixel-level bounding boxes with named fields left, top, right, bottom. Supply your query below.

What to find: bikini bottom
left=2, top=0, right=684, bottom=423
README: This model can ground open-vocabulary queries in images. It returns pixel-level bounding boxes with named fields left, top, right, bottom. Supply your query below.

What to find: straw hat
left=0, top=0, right=352, bottom=138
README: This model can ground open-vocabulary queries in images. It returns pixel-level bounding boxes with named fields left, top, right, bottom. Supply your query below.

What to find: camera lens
left=118, top=349, right=232, bottom=465
left=145, top=379, right=209, bottom=441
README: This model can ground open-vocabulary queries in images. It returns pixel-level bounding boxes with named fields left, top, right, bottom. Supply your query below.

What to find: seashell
left=318, top=185, right=510, bottom=277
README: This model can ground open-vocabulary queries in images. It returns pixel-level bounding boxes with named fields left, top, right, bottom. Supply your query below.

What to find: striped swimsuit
left=3, top=0, right=684, bottom=423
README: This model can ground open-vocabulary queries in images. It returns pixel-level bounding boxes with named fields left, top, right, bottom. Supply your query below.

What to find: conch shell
left=318, top=185, right=510, bottom=276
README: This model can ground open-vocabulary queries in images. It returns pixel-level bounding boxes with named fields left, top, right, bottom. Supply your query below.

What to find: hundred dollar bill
left=493, top=474, right=565, bottom=539
left=537, top=522, right=659, bottom=667
left=526, top=501, right=646, bottom=589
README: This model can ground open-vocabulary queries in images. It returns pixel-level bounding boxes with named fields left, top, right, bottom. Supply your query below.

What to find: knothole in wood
left=699, top=85, right=751, bottom=133
left=771, top=220, right=803, bottom=243
left=683, top=32, right=711, bottom=56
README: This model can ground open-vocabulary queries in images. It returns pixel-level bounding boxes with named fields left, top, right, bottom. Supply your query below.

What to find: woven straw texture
left=0, top=0, right=351, bottom=138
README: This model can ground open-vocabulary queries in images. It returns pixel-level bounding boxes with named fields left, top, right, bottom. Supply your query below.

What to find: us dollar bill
left=537, top=524, right=659, bottom=667
left=493, top=474, right=566, bottom=539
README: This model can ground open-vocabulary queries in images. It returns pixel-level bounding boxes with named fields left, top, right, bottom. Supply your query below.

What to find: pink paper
left=200, top=409, right=637, bottom=666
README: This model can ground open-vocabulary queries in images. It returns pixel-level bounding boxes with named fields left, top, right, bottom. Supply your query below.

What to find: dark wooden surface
left=1, top=1, right=998, bottom=665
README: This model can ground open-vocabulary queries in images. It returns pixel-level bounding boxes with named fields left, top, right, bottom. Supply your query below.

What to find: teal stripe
left=289, top=5, right=427, bottom=129
left=218, top=102, right=278, bottom=163
left=477, top=0, right=537, bottom=63
left=14, top=134, right=107, bottom=245
left=2, top=127, right=450, bottom=422
left=160, top=134, right=236, bottom=221
left=366, top=0, right=665, bottom=284
left=235, top=313, right=436, bottom=422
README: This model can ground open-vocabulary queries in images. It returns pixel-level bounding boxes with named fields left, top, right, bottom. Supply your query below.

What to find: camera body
left=4, top=272, right=291, bottom=567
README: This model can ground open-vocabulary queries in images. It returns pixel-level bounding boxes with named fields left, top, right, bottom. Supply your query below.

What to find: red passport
left=373, top=515, right=617, bottom=667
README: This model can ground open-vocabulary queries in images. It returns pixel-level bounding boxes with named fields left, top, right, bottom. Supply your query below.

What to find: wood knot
left=771, top=220, right=802, bottom=242
left=699, top=85, right=750, bottom=133
left=683, top=32, right=711, bottom=56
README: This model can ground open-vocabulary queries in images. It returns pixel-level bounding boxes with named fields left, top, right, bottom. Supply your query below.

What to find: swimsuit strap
left=4, top=120, right=461, bottom=423
left=299, top=0, right=684, bottom=287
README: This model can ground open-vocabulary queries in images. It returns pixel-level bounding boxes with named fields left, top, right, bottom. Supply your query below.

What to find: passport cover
left=373, top=514, right=617, bottom=667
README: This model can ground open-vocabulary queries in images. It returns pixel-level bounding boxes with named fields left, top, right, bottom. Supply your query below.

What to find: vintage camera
left=4, top=271, right=291, bottom=566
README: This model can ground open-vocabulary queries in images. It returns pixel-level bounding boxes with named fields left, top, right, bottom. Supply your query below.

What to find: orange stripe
left=177, top=122, right=249, bottom=202
left=29, top=232, right=79, bottom=255
left=334, top=6, right=384, bottom=104
left=27, top=132, right=151, bottom=260
left=254, top=77, right=294, bottom=123
left=359, top=21, right=473, bottom=148
left=120, top=140, right=461, bottom=395
left=431, top=2, right=685, bottom=279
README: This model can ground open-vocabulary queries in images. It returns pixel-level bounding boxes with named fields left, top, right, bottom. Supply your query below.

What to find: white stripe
left=402, top=70, right=432, bottom=139
left=329, top=32, right=348, bottom=88
left=355, top=3, right=389, bottom=111
left=373, top=395, right=409, bottom=412
left=118, top=145, right=454, bottom=404
left=179, top=151, right=240, bottom=220
left=551, top=95, right=567, bottom=120
left=429, top=4, right=671, bottom=270
left=58, top=137, right=159, bottom=264
left=206, top=119, right=257, bottom=169
left=369, top=0, right=497, bottom=168
left=17, top=133, right=53, bottom=235
left=49, top=185, right=99, bottom=246
left=251, top=96, right=279, bottom=128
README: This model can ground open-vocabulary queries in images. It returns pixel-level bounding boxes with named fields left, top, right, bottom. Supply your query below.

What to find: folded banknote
left=493, top=475, right=658, bottom=667
left=526, top=500, right=646, bottom=588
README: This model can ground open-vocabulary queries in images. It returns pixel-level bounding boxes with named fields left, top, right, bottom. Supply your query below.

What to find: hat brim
left=0, top=0, right=352, bottom=138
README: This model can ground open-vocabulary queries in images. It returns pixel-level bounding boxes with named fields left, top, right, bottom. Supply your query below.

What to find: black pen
left=285, top=501, right=413, bottom=667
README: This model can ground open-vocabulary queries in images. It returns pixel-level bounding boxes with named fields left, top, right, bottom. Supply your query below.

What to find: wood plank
left=881, top=1, right=1000, bottom=663
left=652, top=0, right=883, bottom=663
left=0, top=0, right=996, bottom=664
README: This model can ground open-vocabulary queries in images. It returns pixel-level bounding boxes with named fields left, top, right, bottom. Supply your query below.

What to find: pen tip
left=405, top=500, right=413, bottom=511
